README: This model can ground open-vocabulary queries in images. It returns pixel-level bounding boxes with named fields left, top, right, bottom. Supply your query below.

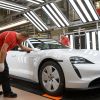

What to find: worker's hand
left=32, top=48, right=40, bottom=51
left=0, top=63, right=5, bottom=72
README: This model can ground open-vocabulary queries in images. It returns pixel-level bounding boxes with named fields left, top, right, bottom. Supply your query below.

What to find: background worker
left=0, top=31, right=32, bottom=98
left=59, top=34, right=70, bottom=47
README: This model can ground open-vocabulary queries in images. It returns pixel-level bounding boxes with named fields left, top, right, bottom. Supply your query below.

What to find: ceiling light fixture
left=30, top=11, right=48, bottom=30
left=50, top=3, right=69, bottom=26
left=84, top=0, right=99, bottom=20
left=0, top=0, right=27, bottom=12
left=46, top=4, right=65, bottom=27
left=0, top=20, right=29, bottom=31
left=68, top=0, right=99, bottom=22
left=42, top=3, right=69, bottom=27
left=35, top=0, right=44, bottom=3
left=0, top=3, right=24, bottom=12
left=0, top=0, right=27, bottom=10
left=24, top=13, right=42, bottom=31
left=27, top=12, right=45, bottom=31
left=68, top=0, right=86, bottom=22
left=42, top=6, right=61, bottom=27
left=26, top=0, right=40, bottom=4
left=24, top=11, right=48, bottom=31
left=76, top=0, right=92, bottom=21
left=26, top=0, right=44, bottom=4
left=0, top=5, right=21, bottom=12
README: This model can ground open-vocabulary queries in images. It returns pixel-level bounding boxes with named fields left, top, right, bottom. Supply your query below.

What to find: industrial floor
left=0, top=86, right=51, bottom=100
left=1, top=77, right=100, bottom=100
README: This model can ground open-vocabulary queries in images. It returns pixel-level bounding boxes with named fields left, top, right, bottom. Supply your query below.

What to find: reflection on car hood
left=43, top=49, right=100, bottom=63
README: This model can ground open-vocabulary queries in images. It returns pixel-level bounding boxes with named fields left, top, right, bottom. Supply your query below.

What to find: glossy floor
left=0, top=86, right=51, bottom=100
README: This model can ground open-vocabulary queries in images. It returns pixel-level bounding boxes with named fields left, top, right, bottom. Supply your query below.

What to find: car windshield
left=30, top=39, right=68, bottom=50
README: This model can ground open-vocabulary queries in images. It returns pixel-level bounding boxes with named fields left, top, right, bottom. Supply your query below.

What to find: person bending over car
left=0, top=31, right=32, bottom=98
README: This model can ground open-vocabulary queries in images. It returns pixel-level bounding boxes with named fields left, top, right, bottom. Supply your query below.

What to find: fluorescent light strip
left=76, top=0, right=92, bottom=21
left=30, top=11, right=48, bottom=30
left=42, top=6, right=61, bottom=27
left=0, top=20, right=29, bottom=31
left=26, top=0, right=40, bottom=4
left=27, top=12, right=45, bottom=31
left=35, top=0, right=44, bottom=3
left=24, top=14, right=42, bottom=31
left=50, top=3, right=69, bottom=26
left=46, top=4, right=65, bottom=27
left=86, top=32, right=90, bottom=49
left=0, top=5, right=21, bottom=12
left=69, top=0, right=86, bottom=22
left=0, top=3, right=24, bottom=12
left=84, top=0, right=99, bottom=20
left=92, top=32, right=96, bottom=50
left=98, top=31, right=100, bottom=51
left=0, top=0, right=27, bottom=9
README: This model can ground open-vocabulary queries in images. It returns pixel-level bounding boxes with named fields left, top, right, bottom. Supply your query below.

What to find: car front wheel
left=39, top=61, right=65, bottom=95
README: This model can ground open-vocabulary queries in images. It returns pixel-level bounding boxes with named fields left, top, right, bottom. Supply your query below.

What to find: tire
left=39, top=61, right=65, bottom=95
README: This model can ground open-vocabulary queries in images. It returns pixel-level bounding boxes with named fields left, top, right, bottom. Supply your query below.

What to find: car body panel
left=6, top=38, right=100, bottom=89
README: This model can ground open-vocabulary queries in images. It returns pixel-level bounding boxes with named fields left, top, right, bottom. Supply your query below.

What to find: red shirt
left=60, top=36, right=70, bottom=46
left=0, top=31, right=21, bottom=51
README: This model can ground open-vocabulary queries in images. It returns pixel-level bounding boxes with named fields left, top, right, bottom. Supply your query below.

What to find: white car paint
left=6, top=38, right=100, bottom=90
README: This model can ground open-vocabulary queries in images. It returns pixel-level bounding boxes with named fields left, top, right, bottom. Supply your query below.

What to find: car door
left=7, top=41, right=35, bottom=80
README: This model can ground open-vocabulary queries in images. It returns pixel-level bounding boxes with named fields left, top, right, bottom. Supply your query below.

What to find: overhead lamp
left=35, top=0, right=44, bottom=3
left=0, top=0, right=27, bottom=9
left=0, top=20, right=29, bottom=31
left=50, top=3, right=69, bottom=26
left=76, top=0, right=92, bottom=21
left=27, top=12, right=45, bottom=31
left=24, top=11, right=48, bottom=31
left=46, top=4, right=65, bottom=27
left=0, top=5, right=21, bottom=12
left=26, top=0, right=44, bottom=4
left=68, top=0, right=86, bottom=22
left=68, top=0, right=99, bottom=22
left=30, top=11, right=48, bottom=30
left=24, top=13, right=42, bottom=31
left=0, top=3, right=24, bottom=12
left=26, top=0, right=40, bottom=4
left=42, top=6, right=61, bottom=27
left=0, top=0, right=27, bottom=12
left=42, top=3, right=69, bottom=27
left=84, top=0, right=99, bottom=20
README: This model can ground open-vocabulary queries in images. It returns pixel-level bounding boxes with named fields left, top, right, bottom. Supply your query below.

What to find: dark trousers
left=0, top=59, right=11, bottom=94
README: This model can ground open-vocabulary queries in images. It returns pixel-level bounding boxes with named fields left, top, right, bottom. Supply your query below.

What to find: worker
left=59, top=35, right=70, bottom=47
left=0, top=31, right=32, bottom=98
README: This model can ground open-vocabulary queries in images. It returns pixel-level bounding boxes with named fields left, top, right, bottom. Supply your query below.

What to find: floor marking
left=43, top=94, right=62, bottom=100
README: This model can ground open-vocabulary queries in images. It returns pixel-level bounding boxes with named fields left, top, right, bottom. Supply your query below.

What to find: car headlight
left=70, top=56, right=94, bottom=64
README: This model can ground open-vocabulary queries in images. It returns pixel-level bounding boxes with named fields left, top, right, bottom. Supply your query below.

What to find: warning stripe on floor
left=43, top=94, right=62, bottom=100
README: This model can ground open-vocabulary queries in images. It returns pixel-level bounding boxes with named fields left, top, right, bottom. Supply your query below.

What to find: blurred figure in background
left=59, top=34, right=70, bottom=47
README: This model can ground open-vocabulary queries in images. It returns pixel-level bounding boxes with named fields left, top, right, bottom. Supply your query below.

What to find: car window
left=30, top=39, right=68, bottom=50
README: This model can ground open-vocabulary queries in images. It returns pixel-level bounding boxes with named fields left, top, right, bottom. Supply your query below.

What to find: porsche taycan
left=6, top=38, right=100, bottom=95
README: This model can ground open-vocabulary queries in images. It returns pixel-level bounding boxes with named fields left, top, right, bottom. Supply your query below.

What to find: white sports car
left=7, top=38, right=100, bottom=95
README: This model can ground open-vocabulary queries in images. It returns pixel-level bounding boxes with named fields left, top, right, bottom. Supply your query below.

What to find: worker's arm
left=0, top=43, right=8, bottom=63
left=18, top=44, right=32, bottom=52
left=0, top=43, right=8, bottom=72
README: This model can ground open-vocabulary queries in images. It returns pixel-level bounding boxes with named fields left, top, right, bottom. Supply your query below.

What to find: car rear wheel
left=39, top=61, right=65, bottom=95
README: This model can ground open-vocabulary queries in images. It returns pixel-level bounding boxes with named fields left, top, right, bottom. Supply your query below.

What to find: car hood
left=44, top=49, right=100, bottom=63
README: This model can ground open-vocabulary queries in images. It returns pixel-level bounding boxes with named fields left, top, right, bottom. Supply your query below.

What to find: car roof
left=29, top=38, right=55, bottom=42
